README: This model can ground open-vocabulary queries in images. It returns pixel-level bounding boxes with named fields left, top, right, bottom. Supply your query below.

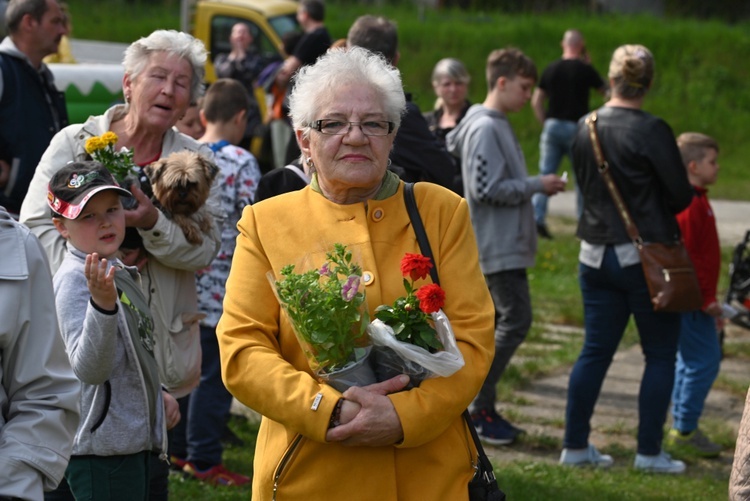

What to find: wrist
left=328, top=398, right=344, bottom=429
left=90, top=297, right=117, bottom=314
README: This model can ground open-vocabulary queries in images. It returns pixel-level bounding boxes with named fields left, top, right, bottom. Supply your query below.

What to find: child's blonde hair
left=676, top=132, right=719, bottom=167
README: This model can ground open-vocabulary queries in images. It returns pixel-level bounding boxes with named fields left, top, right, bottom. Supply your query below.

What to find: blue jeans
left=671, top=311, right=721, bottom=433
left=169, top=325, right=234, bottom=466
left=532, top=119, right=580, bottom=225
left=472, top=269, right=532, bottom=412
left=564, top=247, right=681, bottom=455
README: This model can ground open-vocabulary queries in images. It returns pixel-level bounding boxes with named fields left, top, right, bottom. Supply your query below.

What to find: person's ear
left=233, top=109, right=248, bottom=126
left=199, top=109, right=208, bottom=127
left=687, top=160, right=699, bottom=176
left=122, top=73, right=133, bottom=104
left=496, top=76, right=508, bottom=91
left=53, top=217, right=70, bottom=240
left=296, top=128, right=311, bottom=161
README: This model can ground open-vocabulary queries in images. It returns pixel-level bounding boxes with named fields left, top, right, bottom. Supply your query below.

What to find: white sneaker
left=634, top=451, right=686, bottom=474
left=560, top=444, right=614, bottom=468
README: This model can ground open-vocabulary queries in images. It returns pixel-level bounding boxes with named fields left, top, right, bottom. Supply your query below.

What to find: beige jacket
left=19, top=105, right=224, bottom=397
left=731, top=385, right=750, bottom=499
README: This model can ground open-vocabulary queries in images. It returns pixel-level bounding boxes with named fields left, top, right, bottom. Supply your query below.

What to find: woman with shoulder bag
left=559, top=44, right=694, bottom=473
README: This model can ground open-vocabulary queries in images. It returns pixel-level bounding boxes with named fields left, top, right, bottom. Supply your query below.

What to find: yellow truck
left=48, top=0, right=300, bottom=139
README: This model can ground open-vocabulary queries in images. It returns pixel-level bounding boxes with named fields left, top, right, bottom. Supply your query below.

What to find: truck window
left=268, top=14, right=299, bottom=42
left=210, top=16, right=277, bottom=62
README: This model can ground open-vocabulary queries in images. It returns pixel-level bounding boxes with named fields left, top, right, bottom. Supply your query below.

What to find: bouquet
left=85, top=132, right=151, bottom=207
left=85, top=132, right=136, bottom=181
left=270, top=244, right=376, bottom=391
left=369, top=253, right=464, bottom=386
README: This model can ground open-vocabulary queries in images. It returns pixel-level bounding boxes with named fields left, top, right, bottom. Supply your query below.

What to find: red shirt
left=676, top=186, right=720, bottom=310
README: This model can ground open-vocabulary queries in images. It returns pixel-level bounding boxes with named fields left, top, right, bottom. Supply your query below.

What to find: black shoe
left=536, top=223, right=553, bottom=240
left=470, top=408, right=521, bottom=445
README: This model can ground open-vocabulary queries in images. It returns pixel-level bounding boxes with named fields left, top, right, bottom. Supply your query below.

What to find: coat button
left=363, top=271, right=374, bottom=285
left=372, top=208, right=384, bottom=221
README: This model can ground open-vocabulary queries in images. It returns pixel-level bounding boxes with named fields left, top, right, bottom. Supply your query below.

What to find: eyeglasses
left=312, top=119, right=395, bottom=137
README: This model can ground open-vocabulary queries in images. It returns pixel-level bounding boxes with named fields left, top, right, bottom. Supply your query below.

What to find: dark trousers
left=564, top=247, right=680, bottom=455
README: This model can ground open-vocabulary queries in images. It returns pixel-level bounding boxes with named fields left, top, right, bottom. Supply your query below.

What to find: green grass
left=66, top=1, right=750, bottom=200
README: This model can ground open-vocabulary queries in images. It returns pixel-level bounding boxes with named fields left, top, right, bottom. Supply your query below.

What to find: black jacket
left=572, top=106, right=693, bottom=245
left=389, top=94, right=461, bottom=194
left=0, top=51, right=68, bottom=214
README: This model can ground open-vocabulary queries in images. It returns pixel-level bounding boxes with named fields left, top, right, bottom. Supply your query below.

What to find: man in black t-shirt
left=275, top=0, right=330, bottom=88
left=530, top=29, right=606, bottom=238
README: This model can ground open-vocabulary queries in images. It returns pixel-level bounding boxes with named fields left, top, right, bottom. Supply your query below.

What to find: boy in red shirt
left=667, top=132, right=723, bottom=457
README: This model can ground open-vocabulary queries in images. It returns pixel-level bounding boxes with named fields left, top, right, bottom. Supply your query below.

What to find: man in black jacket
left=0, top=0, right=68, bottom=217
left=346, top=15, right=461, bottom=194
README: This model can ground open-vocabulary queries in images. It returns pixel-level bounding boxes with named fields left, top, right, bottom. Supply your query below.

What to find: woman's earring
left=387, top=158, right=392, bottom=167
left=306, top=157, right=315, bottom=168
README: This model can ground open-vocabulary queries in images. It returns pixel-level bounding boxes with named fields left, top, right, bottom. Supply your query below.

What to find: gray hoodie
left=54, top=247, right=164, bottom=458
left=446, top=104, right=544, bottom=274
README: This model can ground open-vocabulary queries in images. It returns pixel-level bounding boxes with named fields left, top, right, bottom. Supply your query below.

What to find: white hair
left=288, top=47, right=406, bottom=138
left=123, top=30, right=207, bottom=103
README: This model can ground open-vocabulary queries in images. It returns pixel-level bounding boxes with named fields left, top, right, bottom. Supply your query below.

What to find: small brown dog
left=144, top=150, right=218, bottom=245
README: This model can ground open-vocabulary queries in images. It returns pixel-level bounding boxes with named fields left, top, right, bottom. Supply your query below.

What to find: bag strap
left=403, top=182, right=498, bottom=481
left=403, top=182, right=439, bottom=286
left=585, top=112, right=643, bottom=246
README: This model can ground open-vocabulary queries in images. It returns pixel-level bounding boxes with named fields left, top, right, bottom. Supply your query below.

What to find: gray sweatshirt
left=446, top=104, right=543, bottom=274
left=54, top=247, right=164, bottom=457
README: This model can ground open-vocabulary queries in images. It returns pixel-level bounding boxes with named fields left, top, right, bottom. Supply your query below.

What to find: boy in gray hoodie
left=49, top=162, right=166, bottom=500
left=446, top=48, right=566, bottom=445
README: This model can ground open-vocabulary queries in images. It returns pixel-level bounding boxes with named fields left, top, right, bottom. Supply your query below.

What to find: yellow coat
left=218, top=181, right=495, bottom=500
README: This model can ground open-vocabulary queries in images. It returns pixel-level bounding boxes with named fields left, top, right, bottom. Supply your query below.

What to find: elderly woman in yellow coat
left=217, top=47, right=495, bottom=500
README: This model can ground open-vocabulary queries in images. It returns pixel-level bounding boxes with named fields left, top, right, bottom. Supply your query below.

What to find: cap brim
left=50, top=185, right=132, bottom=219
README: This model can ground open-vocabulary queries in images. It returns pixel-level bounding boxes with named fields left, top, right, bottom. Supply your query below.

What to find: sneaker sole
left=635, top=466, right=686, bottom=474
left=478, top=435, right=514, bottom=446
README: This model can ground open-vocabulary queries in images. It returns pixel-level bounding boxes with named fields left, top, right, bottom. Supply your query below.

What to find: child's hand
left=86, top=253, right=117, bottom=312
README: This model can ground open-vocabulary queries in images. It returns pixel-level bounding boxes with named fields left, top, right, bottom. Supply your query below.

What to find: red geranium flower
left=400, top=253, right=433, bottom=282
left=415, top=284, right=446, bottom=314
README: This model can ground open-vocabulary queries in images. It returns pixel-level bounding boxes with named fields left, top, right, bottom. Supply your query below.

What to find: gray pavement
left=549, top=190, right=750, bottom=246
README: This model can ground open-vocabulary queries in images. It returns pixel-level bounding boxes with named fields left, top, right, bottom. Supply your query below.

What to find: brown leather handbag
left=585, top=112, right=702, bottom=313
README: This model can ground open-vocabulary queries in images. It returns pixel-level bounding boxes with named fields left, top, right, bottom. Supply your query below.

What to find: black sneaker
left=470, top=408, right=519, bottom=445
left=536, top=223, right=553, bottom=240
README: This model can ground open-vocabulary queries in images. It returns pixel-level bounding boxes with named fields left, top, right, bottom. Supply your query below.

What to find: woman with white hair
left=20, top=29, right=224, bottom=499
left=218, top=46, right=495, bottom=500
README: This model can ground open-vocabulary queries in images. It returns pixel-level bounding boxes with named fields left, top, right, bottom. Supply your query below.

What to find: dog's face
left=144, top=151, right=218, bottom=216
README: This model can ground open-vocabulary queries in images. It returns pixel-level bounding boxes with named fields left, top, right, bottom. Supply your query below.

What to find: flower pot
left=321, top=346, right=377, bottom=392
left=372, top=345, right=431, bottom=388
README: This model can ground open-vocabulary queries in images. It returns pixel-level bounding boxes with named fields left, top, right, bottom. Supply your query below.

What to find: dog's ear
left=199, top=155, right=220, bottom=183
left=143, top=158, right=165, bottom=183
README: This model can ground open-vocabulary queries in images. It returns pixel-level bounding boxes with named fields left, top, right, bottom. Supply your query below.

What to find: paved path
left=485, top=321, right=750, bottom=473
left=548, top=190, right=750, bottom=246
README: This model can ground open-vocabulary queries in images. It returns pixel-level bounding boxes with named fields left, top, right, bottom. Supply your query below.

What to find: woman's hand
left=85, top=253, right=117, bottom=311
left=119, top=246, right=149, bottom=271
left=162, top=391, right=181, bottom=430
left=124, top=184, right=159, bottom=230
left=325, top=375, right=409, bottom=446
